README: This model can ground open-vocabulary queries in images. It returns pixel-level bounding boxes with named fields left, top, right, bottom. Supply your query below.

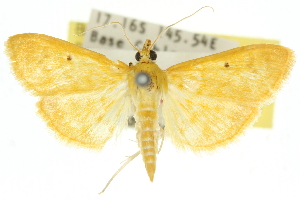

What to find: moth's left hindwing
left=6, top=33, right=131, bottom=150
left=163, top=44, right=294, bottom=151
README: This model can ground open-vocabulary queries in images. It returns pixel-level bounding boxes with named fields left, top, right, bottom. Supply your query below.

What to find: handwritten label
left=83, top=9, right=238, bottom=53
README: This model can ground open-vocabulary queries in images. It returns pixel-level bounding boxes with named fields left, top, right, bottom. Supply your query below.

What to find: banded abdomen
left=135, top=101, right=159, bottom=181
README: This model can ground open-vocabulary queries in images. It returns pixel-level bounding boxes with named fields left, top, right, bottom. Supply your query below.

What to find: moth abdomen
left=135, top=102, right=159, bottom=181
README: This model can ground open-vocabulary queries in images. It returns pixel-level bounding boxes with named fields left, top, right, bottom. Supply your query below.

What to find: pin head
left=135, top=72, right=151, bottom=87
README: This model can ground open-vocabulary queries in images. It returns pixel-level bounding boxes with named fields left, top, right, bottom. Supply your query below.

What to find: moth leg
left=158, top=127, right=165, bottom=154
left=99, top=151, right=140, bottom=195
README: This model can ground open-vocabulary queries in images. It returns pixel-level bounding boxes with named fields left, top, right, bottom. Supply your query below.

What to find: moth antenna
left=74, top=22, right=140, bottom=52
left=99, top=151, right=140, bottom=195
left=150, top=6, right=214, bottom=49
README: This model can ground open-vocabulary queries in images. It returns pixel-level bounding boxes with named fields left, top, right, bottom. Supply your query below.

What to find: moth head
left=135, top=50, right=157, bottom=62
left=135, top=39, right=157, bottom=63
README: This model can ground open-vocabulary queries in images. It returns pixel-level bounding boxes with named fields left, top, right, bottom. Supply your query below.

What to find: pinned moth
left=5, top=7, right=294, bottom=194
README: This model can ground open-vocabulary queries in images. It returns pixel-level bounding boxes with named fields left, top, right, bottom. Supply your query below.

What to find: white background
left=0, top=0, right=299, bottom=200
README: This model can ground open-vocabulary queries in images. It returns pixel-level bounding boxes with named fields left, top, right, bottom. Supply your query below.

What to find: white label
left=83, top=9, right=238, bottom=53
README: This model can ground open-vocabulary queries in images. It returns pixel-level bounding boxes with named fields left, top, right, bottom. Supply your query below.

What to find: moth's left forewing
left=162, top=44, right=295, bottom=152
left=5, top=33, right=130, bottom=96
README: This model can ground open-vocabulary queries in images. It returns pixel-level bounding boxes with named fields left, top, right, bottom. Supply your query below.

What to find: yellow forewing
left=6, top=33, right=131, bottom=150
left=5, top=33, right=129, bottom=96
left=166, top=44, right=293, bottom=105
left=163, top=44, right=294, bottom=151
